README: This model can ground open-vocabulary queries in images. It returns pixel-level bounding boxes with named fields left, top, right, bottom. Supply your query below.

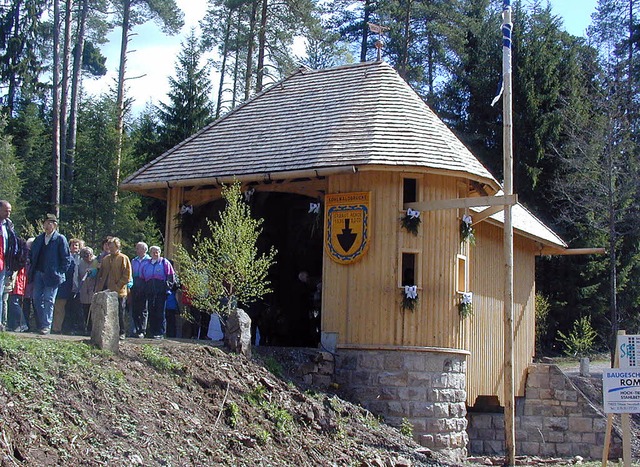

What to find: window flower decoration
left=458, top=291, right=473, bottom=318
left=402, top=285, right=419, bottom=311
left=401, top=208, right=421, bottom=235
left=460, top=214, right=475, bottom=244
left=174, top=204, right=194, bottom=230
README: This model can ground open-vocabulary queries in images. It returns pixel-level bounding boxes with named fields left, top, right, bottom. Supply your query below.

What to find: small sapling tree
left=175, top=181, right=277, bottom=321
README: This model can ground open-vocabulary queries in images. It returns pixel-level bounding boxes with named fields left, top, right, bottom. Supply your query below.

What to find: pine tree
left=550, top=0, right=640, bottom=358
left=0, top=116, right=22, bottom=215
left=156, top=29, right=214, bottom=151
left=110, top=0, right=184, bottom=209
left=201, top=0, right=317, bottom=109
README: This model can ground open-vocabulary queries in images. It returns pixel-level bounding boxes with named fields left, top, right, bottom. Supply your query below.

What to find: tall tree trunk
left=114, top=0, right=132, bottom=210
left=215, top=8, right=233, bottom=118
left=7, top=1, right=22, bottom=115
left=400, top=0, right=412, bottom=77
left=232, top=13, right=241, bottom=108
left=256, top=0, right=268, bottom=93
left=360, top=0, right=371, bottom=62
left=52, top=0, right=61, bottom=217
left=609, top=220, right=618, bottom=365
left=60, top=0, right=73, bottom=204
left=426, top=30, right=434, bottom=96
left=66, top=0, right=89, bottom=205
left=629, top=0, right=634, bottom=81
left=607, top=137, right=618, bottom=365
left=244, top=1, right=258, bottom=100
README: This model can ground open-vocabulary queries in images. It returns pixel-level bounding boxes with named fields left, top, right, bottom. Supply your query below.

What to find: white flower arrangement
left=460, top=214, right=475, bottom=244
left=458, top=291, right=473, bottom=318
left=401, top=208, right=421, bottom=235
left=402, top=285, right=419, bottom=311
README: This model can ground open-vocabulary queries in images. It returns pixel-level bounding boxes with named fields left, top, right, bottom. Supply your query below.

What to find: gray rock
left=90, top=291, right=120, bottom=353
left=224, top=308, right=252, bottom=357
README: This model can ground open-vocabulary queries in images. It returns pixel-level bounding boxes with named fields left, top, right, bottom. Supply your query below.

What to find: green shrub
left=557, top=316, right=597, bottom=357
left=400, top=418, right=413, bottom=437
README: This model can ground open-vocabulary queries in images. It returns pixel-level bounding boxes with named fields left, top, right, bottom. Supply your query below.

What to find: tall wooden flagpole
left=501, top=1, right=516, bottom=464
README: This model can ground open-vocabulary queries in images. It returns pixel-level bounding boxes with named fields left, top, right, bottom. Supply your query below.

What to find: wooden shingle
left=121, top=61, right=499, bottom=191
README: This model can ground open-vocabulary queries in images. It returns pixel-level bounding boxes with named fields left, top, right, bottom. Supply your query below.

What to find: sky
left=82, top=0, right=600, bottom=117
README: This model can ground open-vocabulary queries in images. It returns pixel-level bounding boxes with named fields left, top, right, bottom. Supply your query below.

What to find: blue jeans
left=7, top=295, right=26, bottom=330
left=32, top=271, right=59, bottom=330
left=147, top=292, right=166, bottom=337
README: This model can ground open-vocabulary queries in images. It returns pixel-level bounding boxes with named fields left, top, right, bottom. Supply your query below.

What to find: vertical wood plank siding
left=466, top=221, right=536, bottom=406
left=322, top=170, right=536, bottom=406
left=323, top=171, right=463, bottom=349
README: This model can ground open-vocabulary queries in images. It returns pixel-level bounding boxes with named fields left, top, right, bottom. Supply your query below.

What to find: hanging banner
left=324, top=192, right=371, bottom=265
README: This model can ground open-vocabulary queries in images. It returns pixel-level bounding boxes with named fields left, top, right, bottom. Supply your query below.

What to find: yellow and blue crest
left=324, top=192, right=371, bottom=265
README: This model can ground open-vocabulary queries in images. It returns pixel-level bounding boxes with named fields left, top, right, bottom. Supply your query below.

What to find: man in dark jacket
left=0, top=200, right=22, bottom=331
left=29, top=214, right=72, bottom=335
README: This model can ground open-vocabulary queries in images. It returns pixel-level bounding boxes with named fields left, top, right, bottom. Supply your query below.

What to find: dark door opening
left=181, top=191, right=323, bottom=347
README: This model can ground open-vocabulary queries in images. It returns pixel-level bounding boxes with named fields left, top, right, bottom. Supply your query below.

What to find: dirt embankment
left=0, top=334, right=443, bottom=466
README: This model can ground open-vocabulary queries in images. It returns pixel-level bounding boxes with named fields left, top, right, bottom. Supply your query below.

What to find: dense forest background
left=0, top=0, right=637, bottom=355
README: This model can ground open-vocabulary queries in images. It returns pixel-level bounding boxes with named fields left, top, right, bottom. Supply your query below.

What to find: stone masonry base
left=333, top=347, right=468, bottom=464
left=467, top=364, right=622, bottom=460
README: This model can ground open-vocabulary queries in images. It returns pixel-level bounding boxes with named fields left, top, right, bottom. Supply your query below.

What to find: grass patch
left=265, top=404, right=293, bottom=434
left=140, top=345, right=184, bottom=373
left=0, top=335, right=106, bottom=397
left=246, top=383, right=267, bottom=406
left=263, top=356, right=283, bottom=377
left=225, top=401, right=240, bottom=428
left=400, top=418, right=413, bottom=437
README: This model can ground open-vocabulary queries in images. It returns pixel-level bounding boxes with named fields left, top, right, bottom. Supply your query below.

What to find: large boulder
left=90, top=291, right=120, bottom=353
left=224, top=308, right=252, bottom=357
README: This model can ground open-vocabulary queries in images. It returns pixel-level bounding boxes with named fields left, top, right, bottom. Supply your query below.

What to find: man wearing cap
left=28, top=214, right=72, bottom=335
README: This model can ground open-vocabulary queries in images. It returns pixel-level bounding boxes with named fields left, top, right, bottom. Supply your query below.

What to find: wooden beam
left=537, top=247, right=606, bottom=256
left=404, top=194, right=517, bottom=212
left=471, top=205, right=504, bottom=225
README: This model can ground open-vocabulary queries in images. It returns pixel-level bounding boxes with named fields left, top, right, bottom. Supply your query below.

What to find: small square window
left=403, top=178, right=418, bottom=204
left=402, top=253, right=416, bottom=286
left=399, top=250, right=421, bottom=288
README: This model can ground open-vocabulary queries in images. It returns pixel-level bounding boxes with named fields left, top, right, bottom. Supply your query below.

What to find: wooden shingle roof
left=121, top=61, right=500, bottom=192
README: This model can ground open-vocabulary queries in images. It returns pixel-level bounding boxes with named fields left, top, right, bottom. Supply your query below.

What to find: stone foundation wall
left=334, top=348, right=468, bottom=464
left=467, top=364, right=622, bottom=460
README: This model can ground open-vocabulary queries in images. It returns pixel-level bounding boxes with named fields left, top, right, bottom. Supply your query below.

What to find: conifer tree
left=0, top=117, right=22, bottom=213
left=156, top=29, right=214, bottom=151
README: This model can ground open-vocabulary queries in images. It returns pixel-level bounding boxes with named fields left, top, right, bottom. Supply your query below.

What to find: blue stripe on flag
left=502, top=23, right=512, bottom=49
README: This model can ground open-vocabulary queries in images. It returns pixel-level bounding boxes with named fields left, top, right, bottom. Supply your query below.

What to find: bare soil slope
left=0, top=334, right=442, bottom=466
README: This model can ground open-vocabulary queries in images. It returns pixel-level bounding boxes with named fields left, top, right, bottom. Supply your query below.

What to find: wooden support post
left=164, top=186, right=184, bottom=260
left=500, top=2, right=516, bottom=464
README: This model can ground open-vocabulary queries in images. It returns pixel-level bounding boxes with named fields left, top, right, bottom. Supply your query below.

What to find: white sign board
left=603, top=370, right=640, bottom=413
left=618, top=335, right=640, bottom=369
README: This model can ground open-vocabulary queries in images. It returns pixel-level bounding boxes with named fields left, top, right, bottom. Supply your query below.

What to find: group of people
left=0, top=200, right=178, bottom=339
